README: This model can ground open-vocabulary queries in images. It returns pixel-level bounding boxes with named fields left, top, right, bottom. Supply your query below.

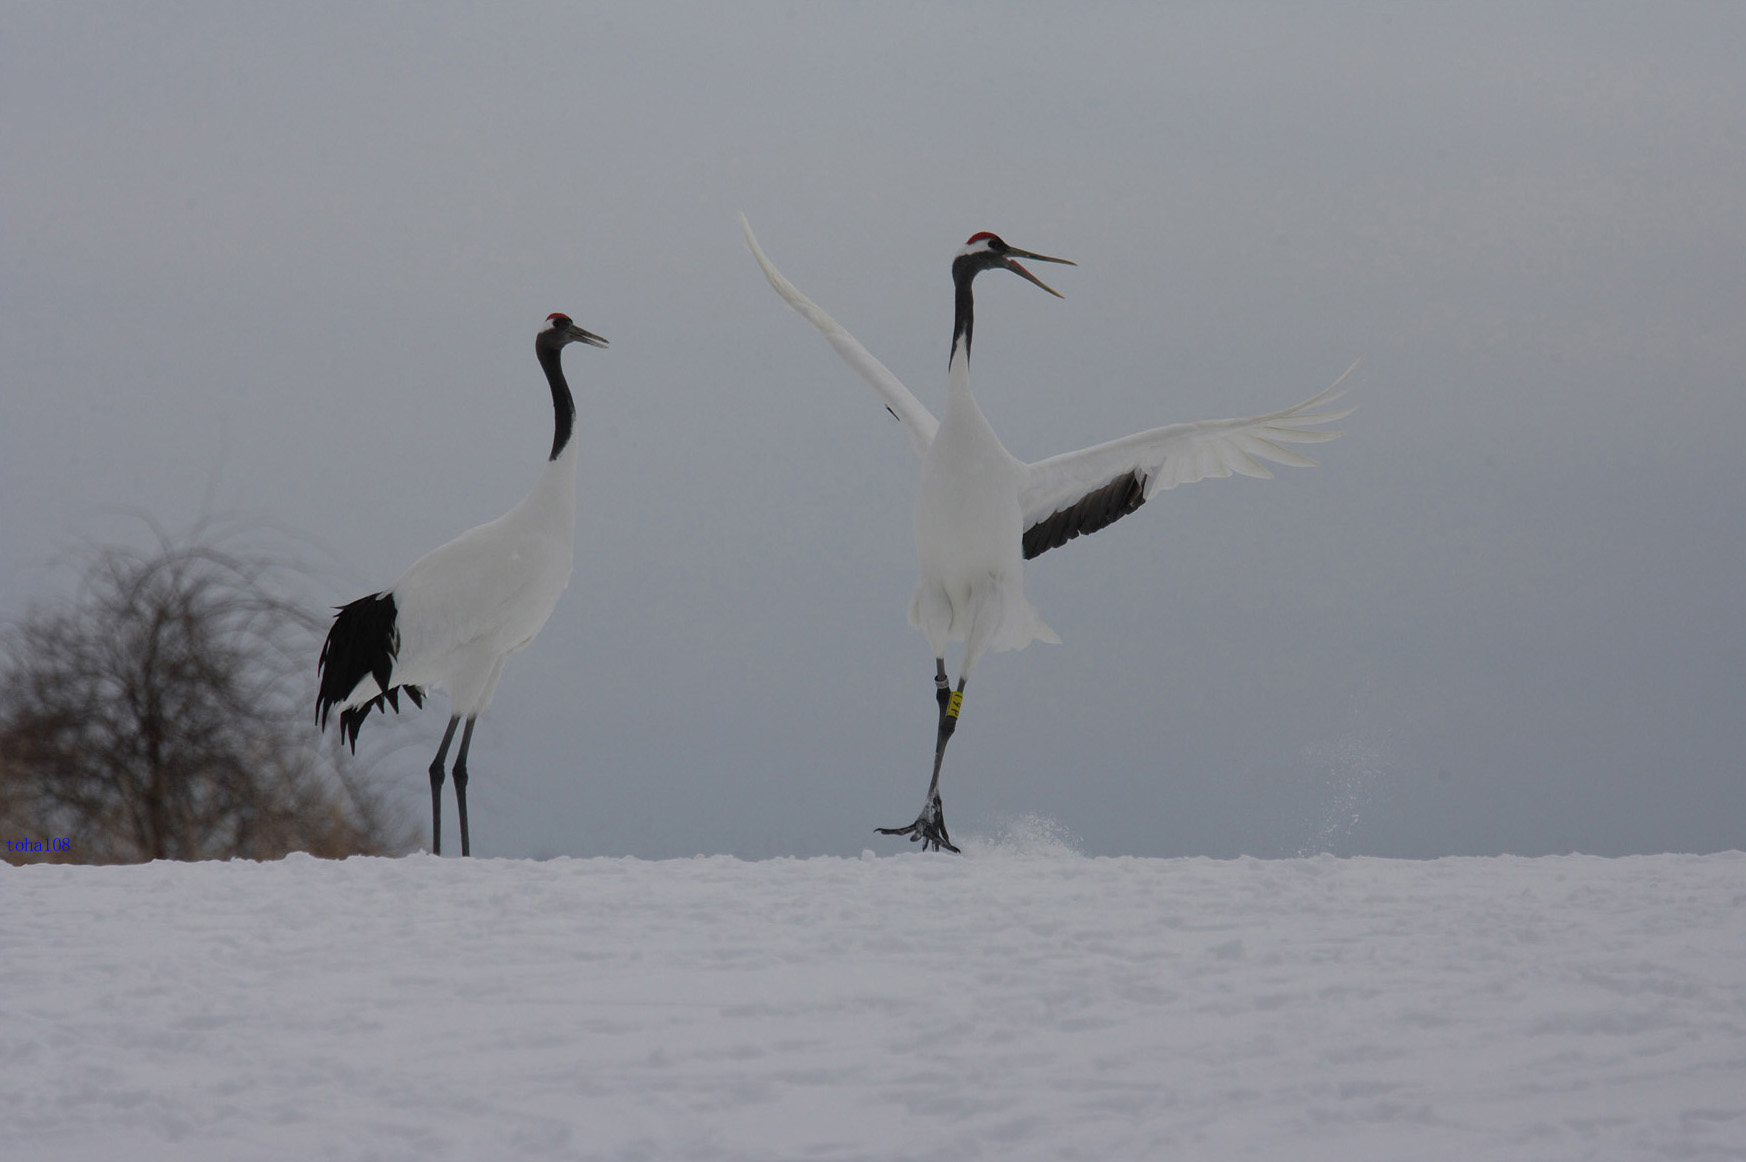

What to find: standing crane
left=317, top=313, right=608, bottom=856
left=742, top=215, right=1352, bottom=852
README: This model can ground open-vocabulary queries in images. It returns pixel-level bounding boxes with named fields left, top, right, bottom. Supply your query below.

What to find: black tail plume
left=317, top=592, right=422, bottom=751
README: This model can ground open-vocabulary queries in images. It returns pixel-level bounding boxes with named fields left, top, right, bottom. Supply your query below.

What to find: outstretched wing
left=1018, top=364, right=1358, bottom=560
left=740, top=214, right=939, bottom=460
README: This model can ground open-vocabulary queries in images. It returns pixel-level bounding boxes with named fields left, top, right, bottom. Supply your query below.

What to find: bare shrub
left=0, top=533, right=414, bottom=863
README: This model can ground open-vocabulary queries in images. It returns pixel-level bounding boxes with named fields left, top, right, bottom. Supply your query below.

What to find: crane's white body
left=741, top=214, right=1353, bottom=677
left=911, top=351, right=1058, bottom=667
left=340, top=444, right=577, bottom=717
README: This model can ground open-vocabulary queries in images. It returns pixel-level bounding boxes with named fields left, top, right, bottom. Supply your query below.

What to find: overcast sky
left=4, top=2, right=1742, bottom=859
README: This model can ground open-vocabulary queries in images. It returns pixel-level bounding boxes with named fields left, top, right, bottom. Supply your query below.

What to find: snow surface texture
left=5, top=839, right=1744, bottom=1160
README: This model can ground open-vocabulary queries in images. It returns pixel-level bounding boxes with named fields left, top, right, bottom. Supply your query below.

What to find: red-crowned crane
left=317, top=313, right=608, bottom=856
left=742, top=215, right=1353, bottom=852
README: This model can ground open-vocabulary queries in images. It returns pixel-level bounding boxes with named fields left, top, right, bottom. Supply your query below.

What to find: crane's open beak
left=1001, top=247, right=1076, bottom=298
left=566, top=324, right=609, bottom=348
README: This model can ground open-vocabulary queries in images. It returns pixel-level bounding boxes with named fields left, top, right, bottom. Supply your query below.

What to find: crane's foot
left=876, top=792, right=960, bottom=854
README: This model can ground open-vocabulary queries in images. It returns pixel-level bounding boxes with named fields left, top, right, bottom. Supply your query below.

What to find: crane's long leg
left=452, top=717, right=477, bottom=858
left=876, top=659, right=964, bottom=853
left=428, top=715, right=461, bottom=856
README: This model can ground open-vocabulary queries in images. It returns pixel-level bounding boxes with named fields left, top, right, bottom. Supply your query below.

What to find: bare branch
left=1, top=532, right=415, bottom=863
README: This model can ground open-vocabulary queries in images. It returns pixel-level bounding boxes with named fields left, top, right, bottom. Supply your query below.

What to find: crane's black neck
left=950, top=250, right=1006, bottom=366
left=535, top=342, right=576, bottom=461
left=951, top=271, right=976, bottom=365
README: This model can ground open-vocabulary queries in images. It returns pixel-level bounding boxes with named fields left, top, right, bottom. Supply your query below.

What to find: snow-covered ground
left=5, top=835, right=1744, bottom=1160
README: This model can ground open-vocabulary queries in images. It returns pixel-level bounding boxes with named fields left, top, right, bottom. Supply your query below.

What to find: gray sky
left=4, top=2, right=1742, bottom=859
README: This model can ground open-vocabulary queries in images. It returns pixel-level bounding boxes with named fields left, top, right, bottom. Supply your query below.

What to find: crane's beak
left=566, top=323, right=609, bottom=348
left=1001, top=247, right=1076, bottom=298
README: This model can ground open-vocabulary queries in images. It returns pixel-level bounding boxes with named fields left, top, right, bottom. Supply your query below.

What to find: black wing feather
left=1021, top=470, right=1148, bottom=560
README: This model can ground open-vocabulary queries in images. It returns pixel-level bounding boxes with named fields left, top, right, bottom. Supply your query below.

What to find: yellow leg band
left=946, top=690, right=964, bottom=718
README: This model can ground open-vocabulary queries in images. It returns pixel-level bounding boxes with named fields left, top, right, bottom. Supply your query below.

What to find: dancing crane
left=742, top=215, right=1352, bottom=852
left=317, top=313, right=608, bottom=856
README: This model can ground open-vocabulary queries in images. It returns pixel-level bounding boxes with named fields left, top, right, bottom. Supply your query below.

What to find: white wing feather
left=392, top=520, right=568, bottom=667
left=1018, top=363, right=1358, bottom=533
left=740, top=214, right=938, bottom=459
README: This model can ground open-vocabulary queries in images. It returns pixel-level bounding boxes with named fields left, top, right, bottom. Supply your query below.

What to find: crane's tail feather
left=317, top=592, right=422, bottom=750
left=333, top=685, right=423, bottom=752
